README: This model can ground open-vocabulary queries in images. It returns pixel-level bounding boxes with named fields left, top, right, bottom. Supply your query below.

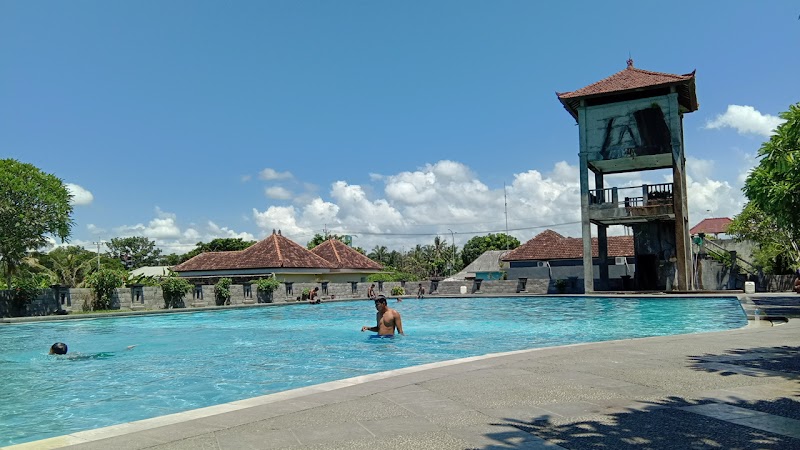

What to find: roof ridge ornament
left=626, top=57, right=634, bottom=68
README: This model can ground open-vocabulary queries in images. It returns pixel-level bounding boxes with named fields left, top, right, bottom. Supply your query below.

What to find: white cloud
left=66, top=183, right=93, bottom=206
left=240, top=174, right=252, bottom=182
left=705, top=105, right=784, bottom=137
left=114, top=207, right=182, bottom=239
left=265, top=186, right=293, bottom=200
left=258, top=168, right=293, bottom=181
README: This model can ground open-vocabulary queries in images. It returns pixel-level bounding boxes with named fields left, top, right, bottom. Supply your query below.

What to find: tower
left=557, top=59, right=698, bottom=292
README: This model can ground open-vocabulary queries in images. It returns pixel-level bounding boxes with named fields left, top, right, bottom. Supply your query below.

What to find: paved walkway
left=10, top=314, right=800, bottom=449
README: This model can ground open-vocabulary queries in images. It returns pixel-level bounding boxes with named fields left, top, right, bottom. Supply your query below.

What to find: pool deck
left=6, top=293, right=800, bottom=449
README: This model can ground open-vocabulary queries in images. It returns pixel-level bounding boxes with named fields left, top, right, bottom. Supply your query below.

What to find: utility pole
left=447, top=229, right=455, bottom=276
left=504, top=183, right=510, bottom=250
left=91, top=241, right=106, bottom=271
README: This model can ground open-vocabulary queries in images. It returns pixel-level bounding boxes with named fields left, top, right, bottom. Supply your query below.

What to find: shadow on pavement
left=478, top=345, right=800, bottom=449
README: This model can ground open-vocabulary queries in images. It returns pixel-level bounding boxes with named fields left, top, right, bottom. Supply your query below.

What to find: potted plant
left=214, top=277, right=232, bottom=306
left=554, top=279, right=567, bottom=294
left=255, top=277, right=281, bottom=303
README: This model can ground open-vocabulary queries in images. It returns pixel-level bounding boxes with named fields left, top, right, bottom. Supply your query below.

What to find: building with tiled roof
left=689, top=217, right=732, bottom=236
left=556, top=59, right=697, bottom=292
left=172, top=230, right=377, bottom=283
left=311, top=238, right=383, bottom=271
left=444, top=250, right=510, bottom=281
left=503, top=230, right=634, bottom=262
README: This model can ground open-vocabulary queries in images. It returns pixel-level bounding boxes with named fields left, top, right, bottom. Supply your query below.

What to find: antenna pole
left=91, top=241, right=106, bottom=271
left=504, top=183, right=509, bottom=250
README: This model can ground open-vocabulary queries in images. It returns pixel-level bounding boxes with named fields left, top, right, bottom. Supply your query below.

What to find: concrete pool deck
left=6, top=294, right=800, bottom=449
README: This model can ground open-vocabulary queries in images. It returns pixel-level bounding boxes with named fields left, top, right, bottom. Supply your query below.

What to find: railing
left=589, top=183, right=673, bottom=209
left=701, top=238, right=758, bottom=276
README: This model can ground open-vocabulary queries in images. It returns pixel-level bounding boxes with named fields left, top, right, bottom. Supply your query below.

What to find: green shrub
left=391, top=286, right=405, bottom=296
left=214, top=277, right=232, bottom=305
left=161, top=275, right=191, bottom=308
left=11, top=277, right=41, bottom=314
left=84, top=269, right=126, bottom=310
left=367, top=273, right=393, bottom=282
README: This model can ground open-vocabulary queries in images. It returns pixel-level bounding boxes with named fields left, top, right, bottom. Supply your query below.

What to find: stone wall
left=4, top=271, right=795, bottom=317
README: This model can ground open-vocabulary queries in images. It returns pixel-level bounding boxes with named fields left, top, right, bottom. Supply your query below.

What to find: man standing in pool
left=361, top=295, right=404, bottom=336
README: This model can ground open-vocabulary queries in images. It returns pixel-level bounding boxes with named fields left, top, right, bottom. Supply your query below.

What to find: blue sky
left=2, top=1, right=798, bottom=255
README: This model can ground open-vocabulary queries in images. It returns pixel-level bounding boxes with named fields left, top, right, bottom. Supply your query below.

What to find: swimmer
left=49, top=342, right=68, bottom=355
left=361, top=295, right=404, bottom=336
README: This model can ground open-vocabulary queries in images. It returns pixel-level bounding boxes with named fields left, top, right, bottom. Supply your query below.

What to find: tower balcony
left=588, top=183, right=674, bottom=225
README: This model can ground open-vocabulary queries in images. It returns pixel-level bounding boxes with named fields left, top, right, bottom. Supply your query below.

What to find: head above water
left=49, top=342, right=68, bottom=355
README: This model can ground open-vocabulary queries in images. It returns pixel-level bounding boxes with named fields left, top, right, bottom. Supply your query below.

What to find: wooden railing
left=589, top=183, right=673, bottom=209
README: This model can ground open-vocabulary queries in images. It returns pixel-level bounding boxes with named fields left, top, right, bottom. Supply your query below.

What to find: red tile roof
left=173, top=231, right=336, bottom=272
left=557, top=60, right=698, bottom=120
left=502, top=229, right=634, bottom=261
left=690, top=217, right=732, bottom=235
left=310, top=238, right=383, bottom=270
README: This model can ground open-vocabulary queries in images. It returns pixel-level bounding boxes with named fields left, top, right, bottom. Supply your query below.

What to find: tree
left=742, top=102, right=800, bottom=267
left=32, top=246, right=96, bottom=287
left=368, top=245, right=388, bottom=264
left=461, top=233, right=520, bottom=267
left=106, top=236, right=163, bottom=269
left=306, top=233, right=347, bottom=249
left=0, top=159, right=74, bottom=288
left=181, top=238, right=256, bottom=262
left=728, top=203, right=795, bottom=274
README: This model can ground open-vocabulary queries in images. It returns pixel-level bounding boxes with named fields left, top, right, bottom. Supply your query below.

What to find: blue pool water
left=0, top=296, right=745, bottom=446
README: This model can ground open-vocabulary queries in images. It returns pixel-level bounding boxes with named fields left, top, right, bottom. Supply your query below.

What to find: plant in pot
left=214, top=277, right=232, bottom=306
left=255, top=277, right=281, bottom=303
left=554, top=279, right=567, bottom=294
left=160, top=275, right=191, bottom=309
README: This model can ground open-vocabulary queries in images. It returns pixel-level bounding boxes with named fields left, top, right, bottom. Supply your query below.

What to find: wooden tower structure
left=557, top=59, right=698, bottom=292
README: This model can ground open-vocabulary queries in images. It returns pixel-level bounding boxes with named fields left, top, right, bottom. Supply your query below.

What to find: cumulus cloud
left=65, top=183, right=93, bottom=206
left=265, top=186, right=293, bottom=200
left=114, top=207, right=182, bottom=239
left=705, top=105, right=784, bottom=137
left=681, top=157, right=745, bottom=222
left=258, top=168, right=293, bottom=181
left=250, top=160, right=594, bottom=249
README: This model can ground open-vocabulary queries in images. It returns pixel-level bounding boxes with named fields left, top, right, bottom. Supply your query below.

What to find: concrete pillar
left=598, top=225, right=609, bottom=290
left=579, top=154, right=594, bottom=293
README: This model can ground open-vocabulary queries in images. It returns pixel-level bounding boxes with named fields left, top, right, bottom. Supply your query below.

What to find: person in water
left=361, top=295, right=404, bottom=336
left=49, top=342, right=137, bottom=356
left=49, top=342, right=68, bottom=355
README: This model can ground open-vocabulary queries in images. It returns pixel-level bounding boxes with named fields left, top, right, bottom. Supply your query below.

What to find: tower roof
left=557, top=59, right=698, bottom=120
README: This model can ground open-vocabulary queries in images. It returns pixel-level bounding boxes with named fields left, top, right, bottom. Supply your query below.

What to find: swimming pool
left=0, top=296, right=746, bottom=446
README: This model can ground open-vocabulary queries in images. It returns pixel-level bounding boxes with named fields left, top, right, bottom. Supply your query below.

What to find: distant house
left=130, top=266, right=172, bottom=278
left=445, top=250, right=510, bottom=281
left=172, top=230, right=381, bottom=283
left=309, top=238, right=384, bottom=282
left=502, top=230, right=635, bottom=289
left=690, top=217, right=732, bottom=238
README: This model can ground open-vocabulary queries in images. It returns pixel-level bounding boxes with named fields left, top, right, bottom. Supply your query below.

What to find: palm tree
left=368, top=245, right=388, bottom=264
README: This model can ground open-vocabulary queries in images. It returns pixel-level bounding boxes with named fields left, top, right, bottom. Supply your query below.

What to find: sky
left=2, top=1, right=798, bottom=255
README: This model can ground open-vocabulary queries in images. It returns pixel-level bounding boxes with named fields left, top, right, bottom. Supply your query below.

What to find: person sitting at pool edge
left=49, top=342, right=68, bottom=355
left=361, top=295, right=404, bottom=336
left=367, top=283, right=376, bottom=299
left=794, top=268, right=800, bottom=294
left=308, top=287, right=321, bottom=304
